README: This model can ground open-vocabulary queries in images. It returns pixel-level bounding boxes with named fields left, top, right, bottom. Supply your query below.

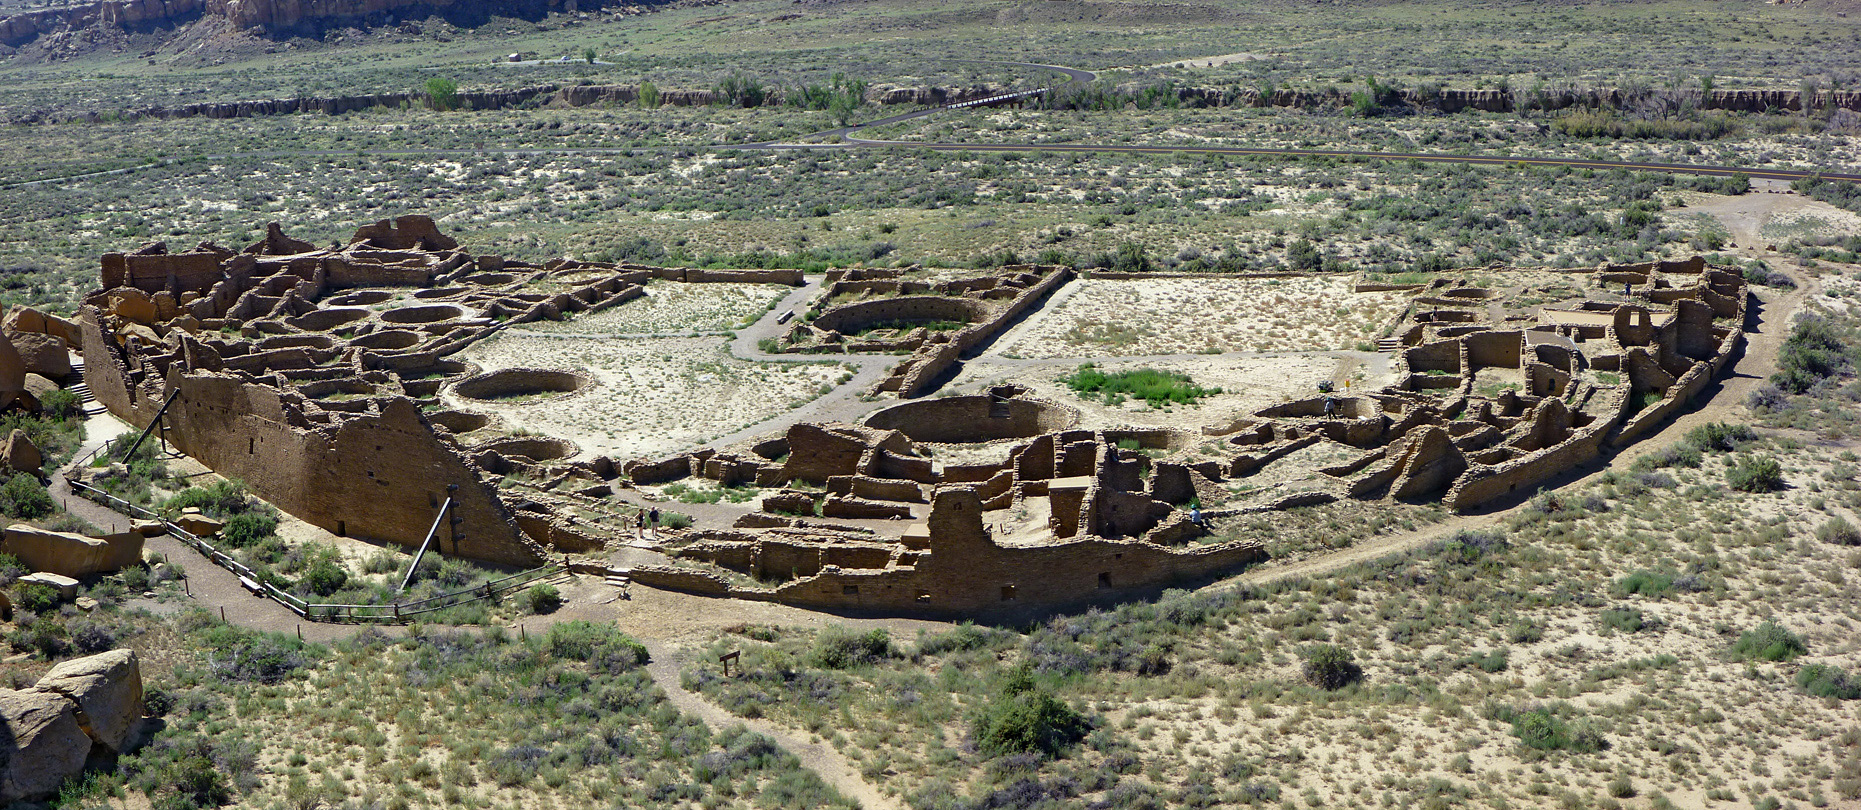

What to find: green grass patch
left=1061, top=363, right=1220, bottom=407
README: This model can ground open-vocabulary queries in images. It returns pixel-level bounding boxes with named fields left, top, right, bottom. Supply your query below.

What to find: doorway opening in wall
left=1098, top=572, right=1112, bottom=589
left=337, top=521, right=347, bottom=536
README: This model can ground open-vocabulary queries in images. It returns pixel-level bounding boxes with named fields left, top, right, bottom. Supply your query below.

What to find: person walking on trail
left=1323, top=395, right=1337, bottom=420
left=648, top=507, right=661, bottom=540
left=1189, top=500, right=1202, bottom=526
left=635, top=510, right=645, bottom=542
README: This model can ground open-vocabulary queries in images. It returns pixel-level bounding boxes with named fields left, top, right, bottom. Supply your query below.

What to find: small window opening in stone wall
left=842, top=584, right=859, bottom=595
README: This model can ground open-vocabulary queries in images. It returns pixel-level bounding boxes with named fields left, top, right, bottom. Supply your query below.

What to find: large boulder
left=18, top=572, right=78, bottom=600
left=2, top=429, right=42, bottom=476
left=175, top=509, right=223, bottom=537
left=34, top=649, right=143, bottom=752
left=3, top=307, right=82, bottom=350
left=4, top=330, right=68, bottom=379
left=0, top=688, right=89, bottom=804
left=1, top=524, right=141, bottom=578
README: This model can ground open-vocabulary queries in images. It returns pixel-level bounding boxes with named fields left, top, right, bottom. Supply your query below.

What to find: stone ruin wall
left=79, top=215, right=805, bottom=568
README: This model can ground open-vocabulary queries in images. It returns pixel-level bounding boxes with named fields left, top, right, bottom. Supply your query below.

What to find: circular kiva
left=414, top=287, right=467, bottom=299
left=350, top=329, right=423, bottom=350
left=287, top=307, right=371, bottom=331
left=326, top=290, right=393, bottom=306
left=460, top=272, right=518, bottom=286
left=476, top=435, right=577, bottom=461
left=809, top=295, right=987, bottom=334
left=451, top=367, right=592, bottom=402
left=863, top=395, right=1079, bottom=443
left=256, top=333, right=336, bottom=350
left=380, top=303, right=467, bottom=324
left=427, top=409, right=493, bottom=434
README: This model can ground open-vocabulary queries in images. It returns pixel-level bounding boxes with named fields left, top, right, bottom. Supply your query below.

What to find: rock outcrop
left=2, top=429, right=43, bottom=475
left=0, top=688, right=90, bottom=804
left=1, top=523, right=143, bottom=577
left=34, top=649, right=144, bottom=752
left=0, top=649, right=146, bottom=803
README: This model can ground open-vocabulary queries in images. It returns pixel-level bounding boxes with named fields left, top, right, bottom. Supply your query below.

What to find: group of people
left=634, top=507, right=661, bottom=541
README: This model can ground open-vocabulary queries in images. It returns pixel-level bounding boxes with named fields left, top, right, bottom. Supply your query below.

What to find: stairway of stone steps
left=1375, top=336, right=1403, bottom=352
left=62, top=360, right=107, bottom=416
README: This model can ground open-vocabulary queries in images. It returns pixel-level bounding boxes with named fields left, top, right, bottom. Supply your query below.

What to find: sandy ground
left=453, top=334, right=848, bottom=461
left=1001, top=276, right=1408, bottom=357
left=518, top=281, right=791, bottom=335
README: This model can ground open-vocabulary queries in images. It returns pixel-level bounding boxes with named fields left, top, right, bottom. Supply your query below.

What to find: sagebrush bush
left=809, top=626, right=893, bottom=669
left=1508, top=705, right=1606, bottom=753
left=1816, top=516, right=1861, bottom=546
left=1797, top=664, right=1861, bottom=699
left=1727, top=455, right=1784, bottom=493
left=523, top=583, right=562, bottom=614
left=1729, top=621, right=1807, bottom=662
left=971, top=667, right=1089, bottom=758
left=0, top=472, right=53, bottom=519
left=1300, top=644, right=1362, bottom=690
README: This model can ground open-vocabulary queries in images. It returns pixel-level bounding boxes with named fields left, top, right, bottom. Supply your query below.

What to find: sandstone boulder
left=18, top=572, right=78, bottom=599
left=176, top=509, right=223, bottom=536
left=3, top=429, right=42, bottom=475
left=23, top=373, right=60, bottom=403
left=2, top=525, right=118, bottom=578
left=35, top=649, right=143, bottom=752
left=0, top=688, right=89, bottom=804
left=4, top=330, right=68, bottom=378
left=0, top=331, right=24, bottom=399
left=3, top=306, right=81, bottom=349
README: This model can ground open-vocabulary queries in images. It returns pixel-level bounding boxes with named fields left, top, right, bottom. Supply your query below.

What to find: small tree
left=972, top=666, right=1090, bottom=758
left=638, top=80, right=660, bottom=109
left=1300, top=643, right=1362, bottom=689
left=583, top=46, right=597, bottom=64
left=1727, top=455, right=1784, bottom=493
left=524, top=583, right=562, bottom=614
left=426, top=77, right=459, bottom=112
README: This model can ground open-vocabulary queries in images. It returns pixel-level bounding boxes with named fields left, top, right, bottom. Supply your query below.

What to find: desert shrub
left=1816, top=516, right=1861, bottom=546
left=198, top=624, right=315, bottom=684
left=1727, top=455, right=1784, bottom=492
left=916, top=622, right=1003, bottom=657
left=543, top=620, right=649, bottom=670
left=12, top=581, right=59, bottom=613
left=39, top=388, right=79, bottom=420
left=1633, top=443, right=1703, bottom=471
left=523, top=583, right=562, bottom=614
left=661, top=511, right=693, bottom=529
left=1797, top=664, right=1861, bottom=699
left=1600, top=606, right=1653, bottom=633
left=0, top=472, right=53, bottom=519
left=1508, top=705, right=1606, bottom=753
left=808, top=626, right=893, bottom=669
left=1729, top=621, right=1806, bottom=662
left=972, top=668, right=1090, bottom=758
left=162, top=480, right=252, bottom=518
left=218, top=512, right=278, bottom=548
left=1299, top=644, right=1362, bottom=690
left=1747, top=383, right=1789, bottom=412
left=298, top=559, right=347, bottom=597
left=1436, top=529, right=1508, bottom=565
left=1465, top=648, right=1509, bottom=673
left=1771, top=314, right=1852, bottom=394
left=1612, top=570, right=1675, bottom=598
left=0, top=552, right=25, bottom=586
left=1684, top=422, right=1756, bottom=452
